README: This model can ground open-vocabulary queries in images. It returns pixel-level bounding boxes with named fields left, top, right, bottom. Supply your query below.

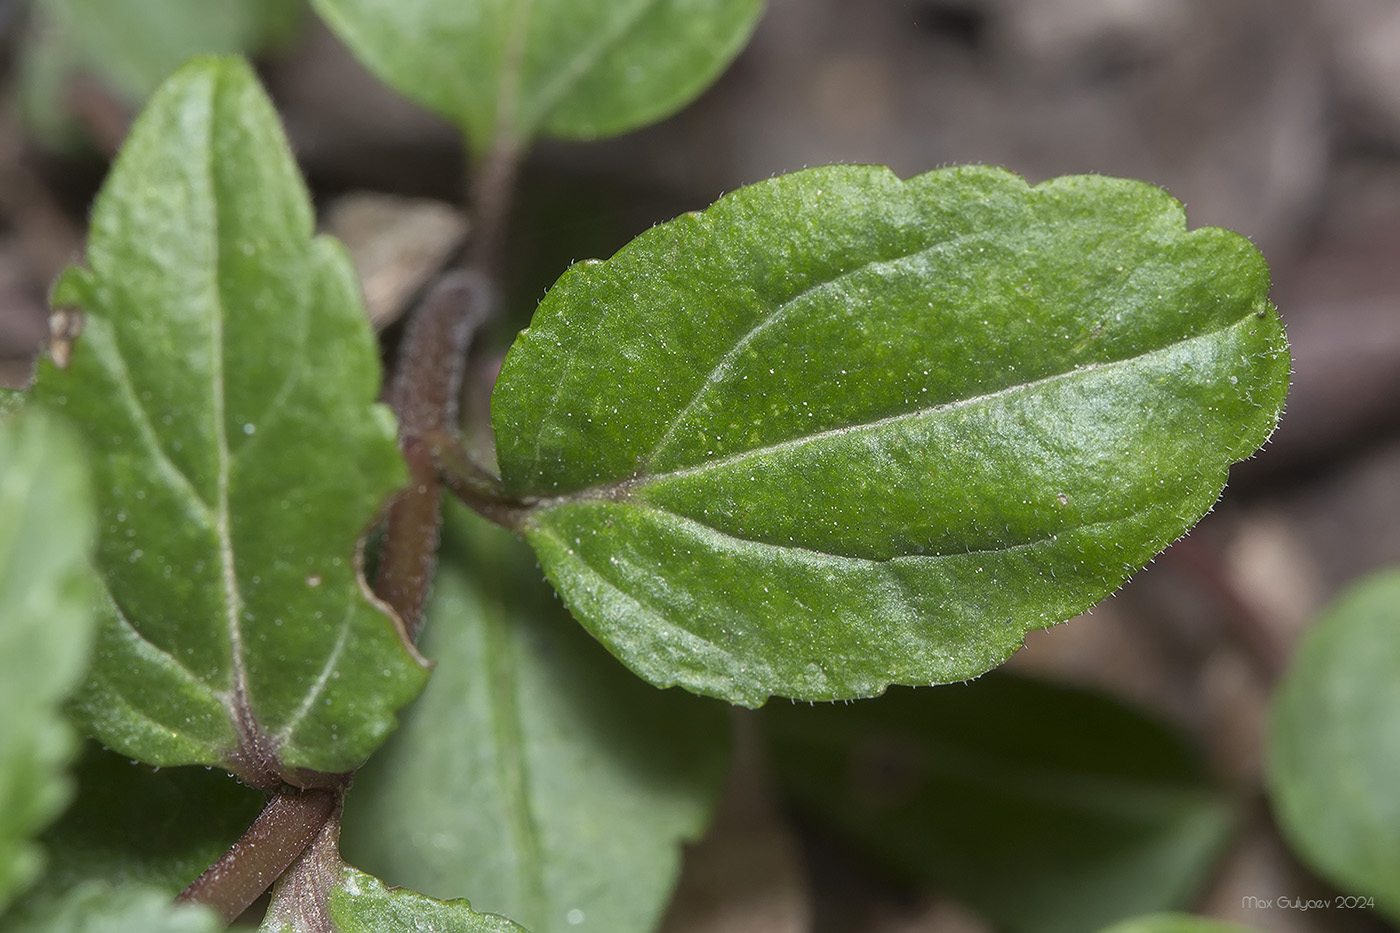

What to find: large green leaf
left=1097, top=916, right=1255, bottom=933
left=29, top=56, right=427, bottom=781
left=341, top=506, right=730, bottom=933
left=311, top=0, right=763, bottom=152
left=5, top=882, right=220, bottom=933
left=1267, top=569, right=1400, bottom=924
left=762, top=675, right=1237, bottom=933
left=493, top=164, right=1290, bottom=705
left=0, top=411, right=95, bottom=913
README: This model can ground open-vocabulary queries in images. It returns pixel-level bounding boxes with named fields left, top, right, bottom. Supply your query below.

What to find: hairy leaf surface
left=342, top=507, right=729, bottom=933
left=311, top=0, right=763, bottom=151
left=1267, top=569, right=1400, bottom=923
left=30, top=57, right=427, bottom=780
left=494, top=164, right=1290, bottom=704
left=0, top=411, right=95, bottom=913
left=763, top=675, right=1236, bottom=933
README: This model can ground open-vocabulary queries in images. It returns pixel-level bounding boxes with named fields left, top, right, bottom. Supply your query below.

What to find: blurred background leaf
left=1267, top=569, right=1400, bottom=924
left=0, top=409, right=96, bottom=916
left=763, top=674, right=1238, bottom=933
left=341, top=506, right=731, bottom=933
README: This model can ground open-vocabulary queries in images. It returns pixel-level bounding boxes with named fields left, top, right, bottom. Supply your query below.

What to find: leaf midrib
left=202, top=68, right=256, bottom=753
left=796, top=733, right=1218, bottom=811
left=490, top=0, right=534, bottom=147
left=519, top=0, right=661, bottom=135
left=533, top=315, right=1250, bottom=511
left=642, top=226, right=991, bottom=468
left=526, top=211, right=984, bottom=472
left=483, top=590, right=548, bottom=924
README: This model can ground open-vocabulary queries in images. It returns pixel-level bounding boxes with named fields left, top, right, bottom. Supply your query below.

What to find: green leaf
left=4, top=882, right=220, bottom=933
left=493, top=164, right=1290, bottom=705
left=1266, top=569, right=1400, bottom=924
left=311, top=0, right=764, bottom=152
left=341, top=506, right=730, bottom=933
left=326, top=868, right=528, bottom=933
left=762, top=674, right=1237, bottom=933
left=29, top=56, right=427, bottom=781
left=0, top=410, right=96, bottom=914
left=21, top=744, right=261, bottom=900
left=1097, top=916, right=1256, bottom=933
left=33, top=0, right=303, bottom=105
left=262, top=841, right=529, bottom=933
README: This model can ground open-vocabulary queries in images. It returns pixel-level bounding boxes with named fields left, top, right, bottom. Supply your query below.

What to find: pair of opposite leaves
left=29, top=57, right=1288, bottom=786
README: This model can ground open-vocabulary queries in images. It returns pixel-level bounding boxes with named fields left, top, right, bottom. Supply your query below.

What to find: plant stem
left=464, top=136, right=521, bottom=278
left=424, top=428, right=528, bottom=530
left=176, top=786, right=340, bottom=926
left=374, top=271, right=496, bottom=640
left=261, top=800, right=345, bottom=933
left=372, top=137, right=521, bottom=639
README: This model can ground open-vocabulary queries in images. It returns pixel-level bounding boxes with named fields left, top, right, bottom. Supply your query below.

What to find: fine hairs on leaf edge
left=488, top=162, right=1289, bottom=707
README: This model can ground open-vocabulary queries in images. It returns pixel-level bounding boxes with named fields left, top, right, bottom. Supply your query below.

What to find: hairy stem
left=262, top=799, right=346, bottom=933
left=374, top=271, right=497, bottom=639
left=464, top=136, right=522, bottom=278
left=177, top=786, right=340, bottom=926
left=372, top=136, right=520, bottom=636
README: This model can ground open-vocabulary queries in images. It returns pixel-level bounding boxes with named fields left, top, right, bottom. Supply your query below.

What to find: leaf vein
left=90, top=332, right=217, bottom=526
left=634, top=314, right=1252, bottom=490
left=644, top=228, right=991, bottom=468
left=274, top=604, right=353, bottom=745
left=554, top=500, right=1158, bottom=567
left=483, top=606, right=549, bottom=922
left=103, top=583, right=228, bottom=706
left=522, top=0, right=661, bottom=132
left=202, top=69, right=257, bottom=754
left=531, top=522, right=741, bottom=670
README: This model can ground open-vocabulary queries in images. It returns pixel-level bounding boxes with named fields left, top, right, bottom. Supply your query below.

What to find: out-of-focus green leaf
left=763, top=675, right=1237, bottom=933
left=341, top=506, right=729, bottom=933
left=311, top=0, right=763, bottom=152
left=5, top=882, right=219, bottom=933
left=32, top=0, right=304, bottom=105
left=20, top=743, right=261, bottom=901
left=0, top=410, right=95, bottom=914
left=0, top=388, right=24, bottom=418
left=29, top=57, right=426, bottom=782
left=492, top=164, right=1290, bottom=705
left=1098, top=915, right=1256, bottom=933
left=1267, top=569, right=1400, bottom=924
